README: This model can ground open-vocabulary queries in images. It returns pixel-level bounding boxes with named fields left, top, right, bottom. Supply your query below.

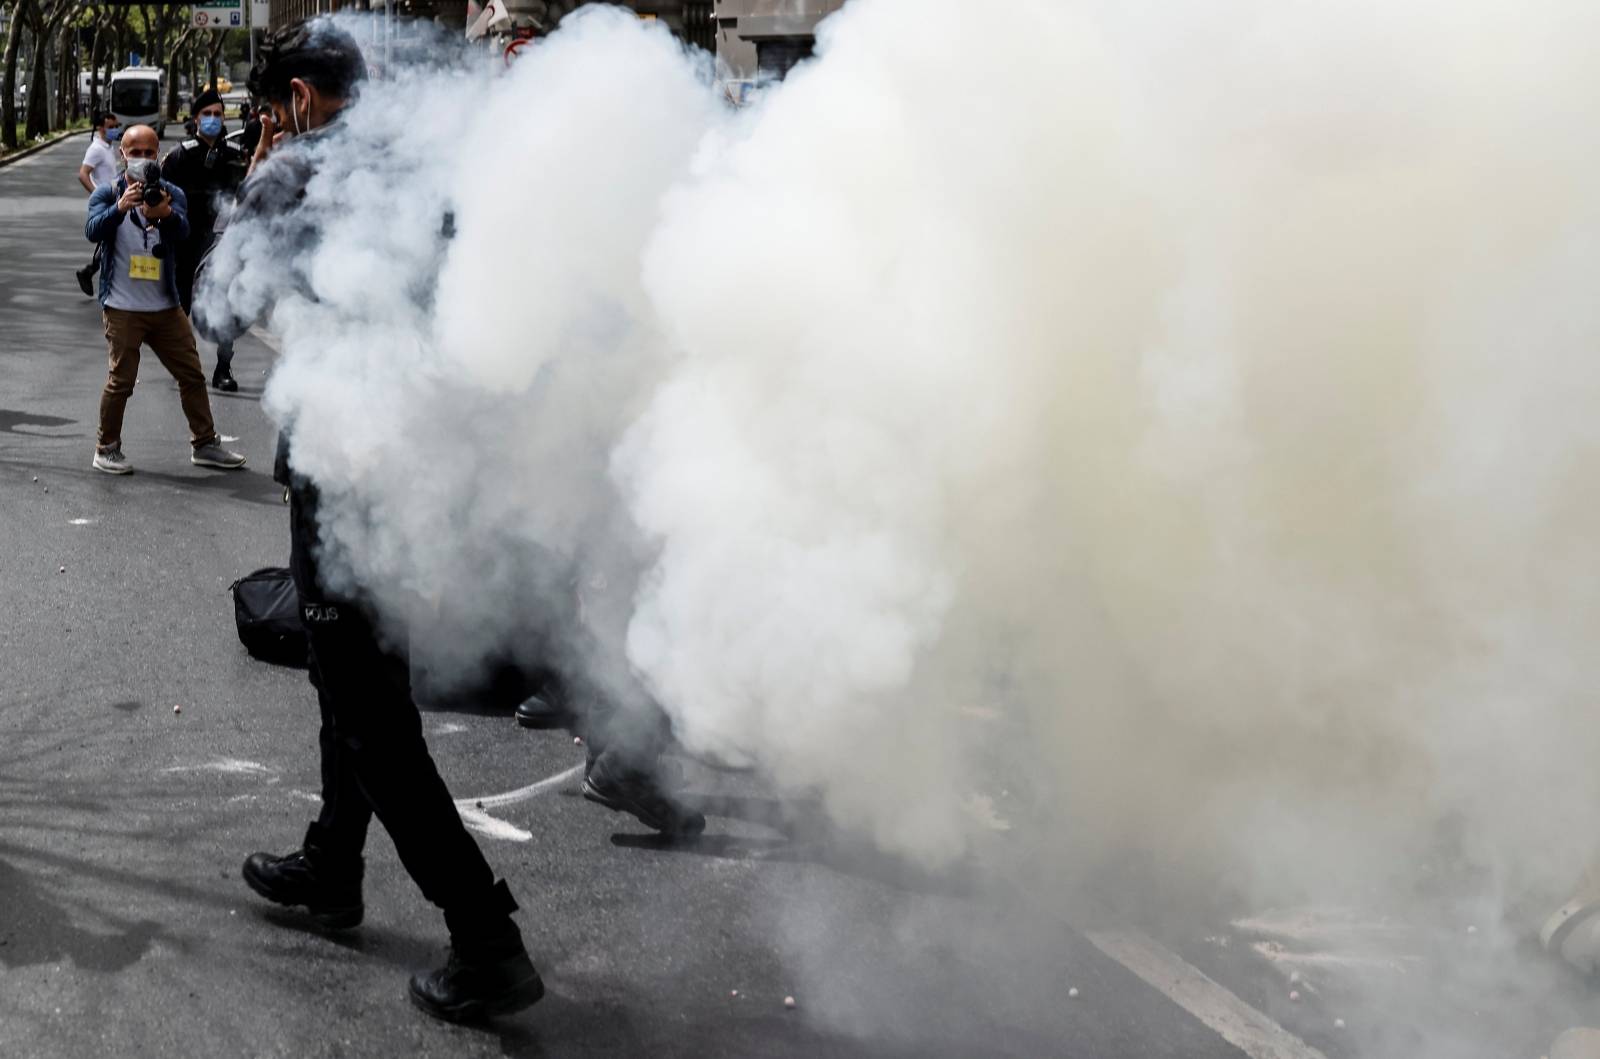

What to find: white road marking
left=431, top=722, right=468, bottom=735
left=457, top=806, right=534, bottom=842
left=453, top=764, right=584, bottom=842
left=68, top=518, right=93, bottom=526
left=1232, top=906, right=1423, bottom=991
left=162, top=758, right=277, bottom=777
left=1232, top=907, right=1410, bottom=944
left=1249, top=940, right=1416, bottom=979
left=249, top=325, right=281, bottom=352
left=1087, top=930, right=1331, bottom=1059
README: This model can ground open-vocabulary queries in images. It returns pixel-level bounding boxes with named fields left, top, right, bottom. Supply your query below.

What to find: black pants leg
left=289, top=485, right=516, bottom=925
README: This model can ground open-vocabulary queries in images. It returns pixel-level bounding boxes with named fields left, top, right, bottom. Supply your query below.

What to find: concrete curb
left=0, top=127, right=90, bottom=169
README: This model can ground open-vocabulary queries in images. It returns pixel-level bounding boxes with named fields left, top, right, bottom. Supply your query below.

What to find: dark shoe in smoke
left=407, top=945, right=544, bottom=1023
left=513, top=692, right=573, bottom=729
left=212, top=366, right=239, bottom=392
left=582, top=757, right=706, bottom=838
left=241, top=847, right=364, bottom=930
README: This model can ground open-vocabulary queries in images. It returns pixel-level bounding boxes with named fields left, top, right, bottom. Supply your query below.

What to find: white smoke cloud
left=208, top=0, right=1600, bottom=925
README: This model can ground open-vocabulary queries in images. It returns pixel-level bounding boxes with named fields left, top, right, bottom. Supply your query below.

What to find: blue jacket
left=85, top=178, right=190, bottom=308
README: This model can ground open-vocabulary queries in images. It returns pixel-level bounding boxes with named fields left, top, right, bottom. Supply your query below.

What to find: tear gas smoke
left=203, top=0, right=1600, bottom=921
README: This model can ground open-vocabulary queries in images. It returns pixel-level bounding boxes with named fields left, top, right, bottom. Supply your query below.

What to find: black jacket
left=159, top=136, right=249, bottom=256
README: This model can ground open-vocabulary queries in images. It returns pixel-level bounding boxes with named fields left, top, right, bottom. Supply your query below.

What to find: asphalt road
left=3, top=132, right=1596, bottom=1059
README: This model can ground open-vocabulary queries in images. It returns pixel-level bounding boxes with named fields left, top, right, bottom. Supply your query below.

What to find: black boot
left=514, top=692, right=572, bottom=729
left=582, top=751, right=705, bottom=837
left=241, top=824, right=364, bottom=929
left=212, top=366, right=239, bottom=392
left=409, top=882, right=544, bottom=1022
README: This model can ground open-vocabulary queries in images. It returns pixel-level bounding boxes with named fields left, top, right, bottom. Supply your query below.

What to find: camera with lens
left=127, top=159, right=165, bottom=206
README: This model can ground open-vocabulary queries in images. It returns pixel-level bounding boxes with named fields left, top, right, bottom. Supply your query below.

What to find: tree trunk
left=86, top=16, right=100, bottom=114
left=1, top=0, right=30, bottom=149
left=53, top=18, right=69, bottom=127
left=23, top=18, right=50, bottom=138
left=163, top=23, right=195, bottom=121
left=207, top=29, right=223, bottom=91
left=163, top=36, right=179, bottom=119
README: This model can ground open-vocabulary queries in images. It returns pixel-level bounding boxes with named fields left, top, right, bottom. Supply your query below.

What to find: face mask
left=198, top=115, right=223, bottom=138
left=105, top=126, right=122, bottom=143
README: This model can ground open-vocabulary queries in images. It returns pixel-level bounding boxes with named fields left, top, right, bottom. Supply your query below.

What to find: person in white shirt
left=77, top=110, right=122, bottom=193
left=76, top=111, right=123, bottom=295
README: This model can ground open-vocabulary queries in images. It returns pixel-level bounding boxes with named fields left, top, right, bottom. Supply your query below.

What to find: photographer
left=84, top=124, right=245, bottom=476
left=161, top=88, right=249, bottom=392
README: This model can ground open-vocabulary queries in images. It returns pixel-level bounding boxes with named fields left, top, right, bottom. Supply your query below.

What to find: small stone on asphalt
left=784, top=996, right=796, bottom=1009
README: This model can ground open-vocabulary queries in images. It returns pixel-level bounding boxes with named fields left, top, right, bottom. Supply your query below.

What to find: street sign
left=193, top=1, right=244, bottom=29
left=251, top=0, right=269, bottom=28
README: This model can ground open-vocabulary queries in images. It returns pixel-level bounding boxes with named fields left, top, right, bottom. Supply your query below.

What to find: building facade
left=268, top=0, right=715, bottom=44
left=263, top=0, right=852, bottom=84
left=711, top=0, right=844, bottom=81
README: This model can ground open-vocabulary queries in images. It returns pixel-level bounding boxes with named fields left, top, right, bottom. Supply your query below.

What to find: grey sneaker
left=191, top=442, right=246, bottom=469
left=92, top=447, right=132, bottom=475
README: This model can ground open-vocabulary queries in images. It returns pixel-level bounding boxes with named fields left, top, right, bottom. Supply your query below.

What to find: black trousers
left=289, top=484, right=515, bottom=932
left=176, top=259, right=233, bottom=370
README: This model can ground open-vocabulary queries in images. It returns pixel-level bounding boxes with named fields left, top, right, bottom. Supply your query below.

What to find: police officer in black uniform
left=161, top=87, right=248, bottom=392
left=193, top=21, right=543, bottom=1023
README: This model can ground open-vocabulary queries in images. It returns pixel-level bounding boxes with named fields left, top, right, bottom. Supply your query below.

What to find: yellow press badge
left=129, top=254, right=161, bottom=281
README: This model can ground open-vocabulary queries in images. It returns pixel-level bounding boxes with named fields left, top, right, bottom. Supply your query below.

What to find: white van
left=107, top=67, right=165, bottom=137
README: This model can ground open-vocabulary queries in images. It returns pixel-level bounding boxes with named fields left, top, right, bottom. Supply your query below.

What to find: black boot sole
left=582, top=778, right=706, bottom=837
left=514, top=708, right=574, bottom=730
left=241, top=861, right=364, bottom=930
left=407, top=968, right=545, bottom=1023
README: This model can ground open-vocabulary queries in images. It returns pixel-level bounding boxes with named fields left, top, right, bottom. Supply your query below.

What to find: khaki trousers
left=98, top=306, right=218, bottom=453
